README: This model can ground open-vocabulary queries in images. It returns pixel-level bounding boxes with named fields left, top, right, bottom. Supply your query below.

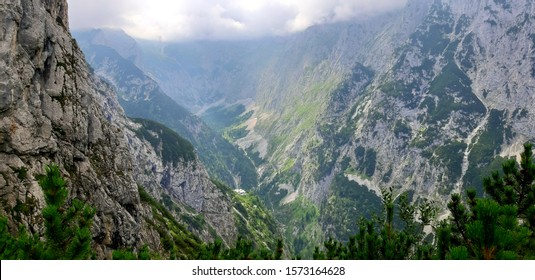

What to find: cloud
left=68, top=0, right=407, bottom=41
left=67, top=0, right=134, bottom=29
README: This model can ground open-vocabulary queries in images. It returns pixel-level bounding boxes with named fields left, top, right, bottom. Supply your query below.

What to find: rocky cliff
left=0, top=0, right=252, bottom=258
left=259, top=0, right=535, bottom=244
left=269, top=0, right=535, bottom=243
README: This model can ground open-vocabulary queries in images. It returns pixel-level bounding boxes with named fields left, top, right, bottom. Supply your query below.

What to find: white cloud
left=68, top=0, right=407, bottom=41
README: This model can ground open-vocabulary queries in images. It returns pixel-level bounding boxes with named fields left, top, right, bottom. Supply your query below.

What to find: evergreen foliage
left=310, top=143, right=535, bottom=260
left=197, top=236, right=284, bottom=260
left=0, top=165, right=95, bottom=259
left=39, top=165, right=96, bottom=259
left=112, top=245, right=152, bottom=260
left=132, top=118, right=196, bottom=165
left=136, top=186, right=201, bottom=259
left=0, top=216, right=43, bottom=259
left=437, top=143, right=535, bottom=259
left=313, top=188, right=438, bottom=260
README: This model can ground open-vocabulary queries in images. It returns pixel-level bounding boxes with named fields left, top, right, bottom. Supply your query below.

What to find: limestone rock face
left=122, top=119, right=237, bottom=243
left=0, top=0, right=237, bottom=257
left=1, top=0, right=144, bottom=257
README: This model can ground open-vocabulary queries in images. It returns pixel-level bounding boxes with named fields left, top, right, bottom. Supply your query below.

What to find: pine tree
left=313, top=187, right=437, bottom=260
left=39, top=165, right=95, bottom=259
left=440, top=143, right=535, bottom=259
left=0, top=216, right=43, bottom=259
left=0, top=165, right=95, bottom=259
left=197, top=236, right=284, bottom=260
left=484, top=143, right=535, bottom=230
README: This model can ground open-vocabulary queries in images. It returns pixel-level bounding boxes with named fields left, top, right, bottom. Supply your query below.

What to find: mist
left=68, top=0, right=408, bottom=41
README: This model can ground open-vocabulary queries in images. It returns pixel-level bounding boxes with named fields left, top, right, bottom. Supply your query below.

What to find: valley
left=1, top=0, right=535, bottom=259
left=74, top=0, right=535, bottom=256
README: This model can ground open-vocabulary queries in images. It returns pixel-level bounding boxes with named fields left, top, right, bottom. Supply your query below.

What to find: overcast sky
left=68, top=0, right=407, bottom=41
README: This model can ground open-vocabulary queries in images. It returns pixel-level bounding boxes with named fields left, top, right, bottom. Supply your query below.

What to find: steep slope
left=73, top=30, right=258, bottom=189
left=283, top=0, right=535, bottom=243
left=314, top=0, right=535, bottom=199
left=0, top=0, right=275, bottom=258
left=0, top=0, right=156, bottom=257
left=124, top=118, right=277, bottom=248
left=271, top=0, right=535, bottom=246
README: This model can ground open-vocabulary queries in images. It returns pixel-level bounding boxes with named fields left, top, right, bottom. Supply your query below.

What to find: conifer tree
left=0, top=165, right=95, bottom=259
left=197, top=236, right=284, bottom=260
left=0, top=216, right=43, bottom=259
left=483, top=143, right=535, bottom=229
left=439, top=143, right=535, bottom=259
left=313, top=187, right=437, bottom=260
left=39, top=165, right=95, bottom=259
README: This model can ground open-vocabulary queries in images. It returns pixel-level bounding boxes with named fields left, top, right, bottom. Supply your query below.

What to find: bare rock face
left=0, top=0, right=151, bottom=257
left=0, top=0, right=237, bottom=257
left=122, top=120, right=237, bottom=244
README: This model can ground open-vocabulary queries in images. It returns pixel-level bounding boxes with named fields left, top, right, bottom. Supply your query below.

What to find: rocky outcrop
left=0, top=0, right=148, bottom=257
left=0, top=0, right=238, bottom=258
left=280, top=0, right=535, bottom=240
left=123, top=119, right=237, bottom=243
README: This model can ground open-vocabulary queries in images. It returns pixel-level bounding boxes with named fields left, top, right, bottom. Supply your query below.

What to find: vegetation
left=233, top=193, right=279, bottom=249
left=198, top=237, right=284, bottom=260
left=202, top=104, right=251, bottom=132
left=410, top=2, right=453, bottom=56
left=426, top=62, right=482, bottom=126
left=1, top=165, right=95, bottom=259
left=354, top=146, right=377, bottom=177
left=314, top=188, right=437, bottom=260
left=137, top=186, right=201, bottom=259
left=258, top=169, right=300, bottom=208
left=432, top=140, right=467, bottom=184
left=225, top=125, right=248, bottom=140
left=132, top=118, right=196, bottom=165
left=312, top=142, right=535, bottom=259
left=210, top=179, right=281, bottom=249
left=276, top=197, right=322, bottom=258
left=439, top=143, right=535, bottom=259
left=320, top=174, right=383, bottom=242
left=112, top=245, right=151, bottom=260
left=464, top=110, right=511, bottom=194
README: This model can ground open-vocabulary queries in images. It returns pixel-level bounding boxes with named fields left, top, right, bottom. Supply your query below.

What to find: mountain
left=73, top=29, right=258, bottom=190
left=264, top=0, right=535, bottom=249
left=0, top=0, right=276, bottom=258
left=84, top=0, right=535, bottom=255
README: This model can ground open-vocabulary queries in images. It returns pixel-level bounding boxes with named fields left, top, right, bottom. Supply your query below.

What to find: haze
left=68, top=0, right=407, bottom=41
